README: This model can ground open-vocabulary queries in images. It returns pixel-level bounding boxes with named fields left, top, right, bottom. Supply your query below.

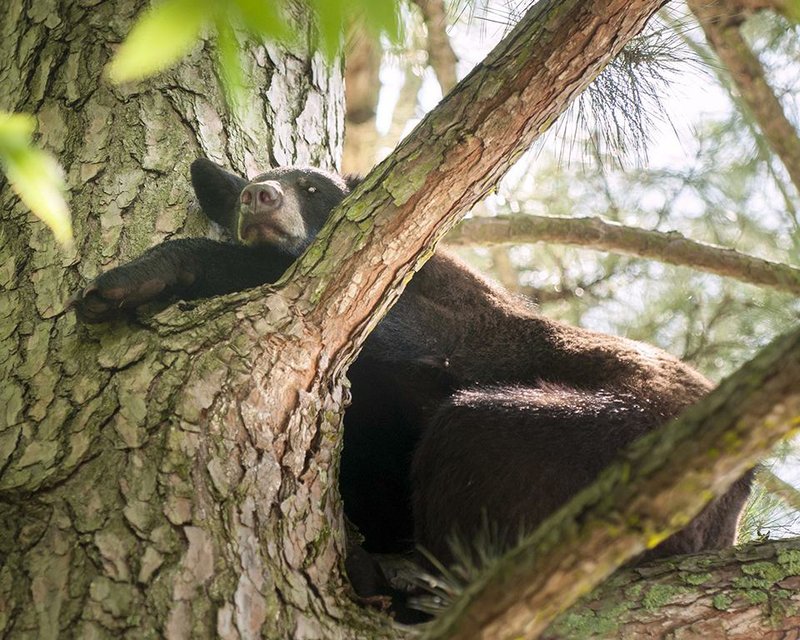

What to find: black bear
left=70, top=159, right=752, bottom=574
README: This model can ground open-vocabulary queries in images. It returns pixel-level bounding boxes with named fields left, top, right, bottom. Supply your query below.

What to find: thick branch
left=543, top=537, right=800, bottom=639
left=424, top=325, right=800, bottom=639
left=443, top=214, right=800, bottom=295
left=687, top=0, right=800, bottom=195
left=411, top=0, right=459, bottom=93
left=276, top=0, right=668, bottom=390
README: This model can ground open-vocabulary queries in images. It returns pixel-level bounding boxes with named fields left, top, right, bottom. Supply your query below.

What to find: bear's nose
left=241, top=182, right=283, bottom=211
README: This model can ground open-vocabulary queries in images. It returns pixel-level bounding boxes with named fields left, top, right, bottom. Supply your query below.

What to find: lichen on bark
left=543, top=538, right=800, bottom=639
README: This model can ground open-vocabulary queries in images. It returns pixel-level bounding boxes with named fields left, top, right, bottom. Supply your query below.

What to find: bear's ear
left=343, top=174, right=363, bottom=193
left=190, top=158, right=248, bottom=230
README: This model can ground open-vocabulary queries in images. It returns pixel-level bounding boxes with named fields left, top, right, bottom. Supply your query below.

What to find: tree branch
left=687, top=0, right=800, bottom=196
left=666, top=10, right=800, bottom=226
left=423, top=325, right=800, bottom=639
left=757, top=468, right=800, bottom=513
left=543, top=537, right=800, bottom=639
left=411, top=0, right=459, bottom=93
left=281, top=0, right=668, bottom=385
left=444, top=213, right=800, bottom=295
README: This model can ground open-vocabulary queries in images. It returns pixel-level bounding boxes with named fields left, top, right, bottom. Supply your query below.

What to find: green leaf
left=0, top=112, right=37, bottom=145
left=232, top=0, right=291, bottom=41
left=308, top=0, right=347, bottom=60
left=307, top=0, right=401, bottom=59
left=107, top=0, right=209, bottom=83
left=786, top=0, right=800, bottom=22
left=0, top=112, right=72, bottom=247
left=214, top=17, right=247, bottom=110
left=358, top=0, right=400, bottom=43
left=105, top=0, right=404, bottom=85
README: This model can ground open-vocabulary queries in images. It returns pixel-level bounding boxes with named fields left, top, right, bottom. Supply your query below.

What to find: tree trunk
left=342, top=32, right=381, bottom=174
left=411, top=0, right=458, bottom=93
left=0, top=2, right=383, bottom=639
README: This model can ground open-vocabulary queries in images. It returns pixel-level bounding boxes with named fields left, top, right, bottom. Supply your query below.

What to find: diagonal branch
left=444, top=213, right=800, bottom=294
left=286, top=0, right=667, bottom=370
left=687, top=0, right=800, bottom=196
left=666, top=9, right=800, bottom=226
left=424, top=325, right=800, bottom=640
left=155, top=2, right=669, bottom=444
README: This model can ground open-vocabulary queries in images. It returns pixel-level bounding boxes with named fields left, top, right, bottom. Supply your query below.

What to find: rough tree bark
left=0, top=1, right=372, bottom=638
left=542, top=537, right=800, bottom=639
left=2, top=0, right=796, bottom=639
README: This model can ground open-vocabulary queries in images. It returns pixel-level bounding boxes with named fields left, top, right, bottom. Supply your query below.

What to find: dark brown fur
left=368, top=251, right=751, bottom=565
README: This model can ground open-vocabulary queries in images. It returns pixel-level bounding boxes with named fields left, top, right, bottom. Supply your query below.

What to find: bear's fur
left=70, top=159, right=752, bottom=574
left=361, top=248, right=751, bottom=564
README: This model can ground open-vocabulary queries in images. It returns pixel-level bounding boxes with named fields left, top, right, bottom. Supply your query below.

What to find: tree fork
left=2, top=0, right=734, bottom=638
left=282, top=0, right=669, bottom=388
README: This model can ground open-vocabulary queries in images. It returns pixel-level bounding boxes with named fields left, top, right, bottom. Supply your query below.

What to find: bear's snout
left=241, top=181, right=283, bottom=213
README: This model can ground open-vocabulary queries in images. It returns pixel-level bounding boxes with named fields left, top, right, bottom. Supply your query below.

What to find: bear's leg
left=68, top=239, right=293, bottom=323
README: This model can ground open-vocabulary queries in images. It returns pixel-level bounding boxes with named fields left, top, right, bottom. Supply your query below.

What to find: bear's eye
left=307, top=186, right=317, bottom=193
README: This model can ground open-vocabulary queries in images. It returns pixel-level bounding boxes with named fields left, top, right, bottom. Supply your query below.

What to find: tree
left=1, top=1, right=798, bottom=640
left=1, top=1, right=360, bottom=637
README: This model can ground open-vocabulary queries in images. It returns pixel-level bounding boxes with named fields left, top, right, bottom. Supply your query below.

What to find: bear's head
left=190, top=158, right=360, bottom=256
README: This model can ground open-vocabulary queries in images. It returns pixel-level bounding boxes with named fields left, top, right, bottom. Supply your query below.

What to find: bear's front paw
left=67, top=269, right=170, bottom=323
